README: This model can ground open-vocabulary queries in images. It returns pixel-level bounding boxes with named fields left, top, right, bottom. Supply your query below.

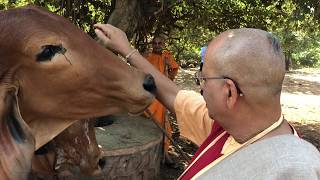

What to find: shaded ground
left=159, top=68, right=320, bottom=180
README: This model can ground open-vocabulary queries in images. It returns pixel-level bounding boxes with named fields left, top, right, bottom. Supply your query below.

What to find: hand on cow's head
left=94, top=24, right=134, bottom=58
left=1, top=6, right=154, bottom=148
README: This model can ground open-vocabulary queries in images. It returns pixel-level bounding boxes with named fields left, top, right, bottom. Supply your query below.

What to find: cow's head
left=0, top=5, right=155, bottom=178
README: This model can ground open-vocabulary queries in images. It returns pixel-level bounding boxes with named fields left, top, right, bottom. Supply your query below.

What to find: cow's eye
left=36, top=44, right=66, bottom=62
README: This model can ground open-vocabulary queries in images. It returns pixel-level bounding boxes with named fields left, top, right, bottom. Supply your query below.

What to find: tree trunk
left=285, top=51, right=292, bottom=71
left=107, top=0, right=140, bottom=39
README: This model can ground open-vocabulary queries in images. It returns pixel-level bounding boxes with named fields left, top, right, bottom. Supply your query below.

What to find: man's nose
left=143, top=74, right=156, bottom=93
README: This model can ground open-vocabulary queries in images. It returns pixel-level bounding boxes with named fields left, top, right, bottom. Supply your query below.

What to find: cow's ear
left=0, top=86, right=35, bottom=179
left=0, top=86, right=17, bottom=125
left=0, top=86, right=32, bottom=143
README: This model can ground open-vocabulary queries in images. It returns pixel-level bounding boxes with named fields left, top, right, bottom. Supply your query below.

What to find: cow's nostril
left=143, top=74, right=156, bottom=93
left=98, top=158, right=106, bottom=169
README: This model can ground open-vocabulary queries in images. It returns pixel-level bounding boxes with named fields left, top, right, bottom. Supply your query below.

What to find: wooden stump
left=92, top=113, right=163, bottom=180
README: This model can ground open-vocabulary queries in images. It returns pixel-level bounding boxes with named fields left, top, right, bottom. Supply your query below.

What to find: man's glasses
left=194, top=71, right=244, bottom=96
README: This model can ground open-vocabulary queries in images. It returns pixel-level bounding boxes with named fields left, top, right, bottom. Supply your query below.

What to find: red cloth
left=181, top=122, right=229, bottom=179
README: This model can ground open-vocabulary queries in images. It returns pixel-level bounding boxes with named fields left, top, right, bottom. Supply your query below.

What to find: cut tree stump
left=91, top=113, right=163, bottom=180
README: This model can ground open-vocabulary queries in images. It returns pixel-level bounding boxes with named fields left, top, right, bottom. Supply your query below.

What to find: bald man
left=94, top=24, right=320, bottom=180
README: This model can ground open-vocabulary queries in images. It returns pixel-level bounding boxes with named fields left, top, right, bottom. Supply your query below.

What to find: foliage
left=1, top=0, right=320, bottom=68
left=0, top=0, right=112, bottom=36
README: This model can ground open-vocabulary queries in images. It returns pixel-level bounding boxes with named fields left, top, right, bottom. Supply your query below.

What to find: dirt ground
left=159, top=68, right=320, bottom=180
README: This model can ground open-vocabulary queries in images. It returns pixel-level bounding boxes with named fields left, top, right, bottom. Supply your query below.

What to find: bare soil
left=159, top=68, right=320, bottom=180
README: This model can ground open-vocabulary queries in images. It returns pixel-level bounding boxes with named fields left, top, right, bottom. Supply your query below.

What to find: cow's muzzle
left=143, top=74, right=156, bottom=93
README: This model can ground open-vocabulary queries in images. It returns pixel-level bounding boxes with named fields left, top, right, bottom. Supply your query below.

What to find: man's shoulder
left=261, top=135, right=318, bottom=151
left=176, top=90, right=204, bottom=103
left=238, top=135, right=320, bottom=179
left=198, top=135, right=320, bottom=180
left=174, top=90, right=206, bottom=115
left=238, top=135, right=320, bottom=166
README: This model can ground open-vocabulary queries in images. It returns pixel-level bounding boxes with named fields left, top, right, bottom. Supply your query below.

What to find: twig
left=145, top=109, right=190, bottom=162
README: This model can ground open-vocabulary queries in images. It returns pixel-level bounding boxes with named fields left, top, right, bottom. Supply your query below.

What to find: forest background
left=1, top=0, right=320, bottom=69
left=2, top=2, right=320, bottom=179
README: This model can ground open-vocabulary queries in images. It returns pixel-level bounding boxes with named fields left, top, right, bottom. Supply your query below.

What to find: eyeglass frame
left=194, top=71, right=244, bottom=96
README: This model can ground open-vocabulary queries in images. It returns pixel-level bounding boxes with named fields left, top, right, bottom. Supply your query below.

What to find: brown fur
left=0, top=5, right=153, bottom=179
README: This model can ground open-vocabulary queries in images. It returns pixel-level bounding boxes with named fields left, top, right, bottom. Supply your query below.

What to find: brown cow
left=0, top=5, right=155, bottom=180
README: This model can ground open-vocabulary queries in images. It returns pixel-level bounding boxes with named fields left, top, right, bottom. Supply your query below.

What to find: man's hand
left=95, top=24, right=180, bottom=113
left=94, top=24, right=134, bottom=57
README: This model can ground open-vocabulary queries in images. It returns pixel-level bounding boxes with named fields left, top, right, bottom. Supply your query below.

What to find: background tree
left=1, top=0, right=319, bottom=68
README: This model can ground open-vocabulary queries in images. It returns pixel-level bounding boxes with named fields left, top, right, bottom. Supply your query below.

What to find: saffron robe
left=144, top=50, right=179, bottom=151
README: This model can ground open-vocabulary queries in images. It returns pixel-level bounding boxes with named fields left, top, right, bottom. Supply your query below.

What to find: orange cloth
left=144, top=50, right=179, bottom=152
left=144, top=50, right=179, bottom=80
left=174, top=90, right=213, bottom=146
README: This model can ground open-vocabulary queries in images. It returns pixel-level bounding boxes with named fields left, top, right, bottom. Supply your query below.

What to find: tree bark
left=285, top=51, right=292, bottom=71
left=107, top=0, right=140, bottom=39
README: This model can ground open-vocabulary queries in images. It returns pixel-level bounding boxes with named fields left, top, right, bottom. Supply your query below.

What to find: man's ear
left=225, top=79, right=239, bottom=109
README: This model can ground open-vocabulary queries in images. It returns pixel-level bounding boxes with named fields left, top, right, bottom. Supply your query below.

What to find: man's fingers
left=94, top=29, right=110, bottom=46
left=94, top=23, right=129, bottom=55
left=94, top=23, right=106, bottom=31
left=94, top=23, right=115, bottom=36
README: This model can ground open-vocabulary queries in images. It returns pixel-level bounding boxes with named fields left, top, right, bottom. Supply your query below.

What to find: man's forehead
left=204, top=39, right=222, bottom=65
left=204, top=31, right=238, bottom=64
left=208, top=32, right=234, bottom=51
left=202, top=55, right=217, bottom=75
left=203, top=33, right=234, bottom=75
